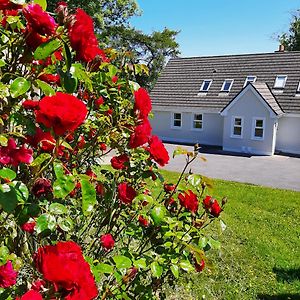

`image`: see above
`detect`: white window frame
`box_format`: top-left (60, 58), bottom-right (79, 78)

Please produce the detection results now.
top-left (230, 116), bottom-right (244, 138)
top-left (243, 76), bottom-right (257, 87)
top-left (296, 81), bottom-right (300, 93)
top-left (199, 79), bottom-right (212, 92)
top-left (191, 113), bottom-right (203, 131)
top-left (221, 79), bottom-right (234, 92)
top-left (274, 75), bottom-right (287, 89)
top-left (251, 117), bottom-right (265, 140)
top-left (171, 112), bottom-right (182, 129)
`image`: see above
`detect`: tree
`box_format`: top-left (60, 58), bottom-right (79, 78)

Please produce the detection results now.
top-left (279, 10), bottom-right (300, 51)
top-left (48, 0), bottom-right (180, 90)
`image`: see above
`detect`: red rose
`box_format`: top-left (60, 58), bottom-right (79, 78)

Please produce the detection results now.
top-left (195, 259), bottom-right (205, 272)
top-left (0, 138), bottom-right (33, 167)
top-left (35, 92), bottom-right (87, 136)
top-left (99, 143), bottom-right (107, 151)
top-left (147, 135), bottom-right (169, 166)
top-left (16, 290), bottom-right (42, 300)
top-left (117, 182), bottom-right (137, 205)
top-left (164, 183), bottom-right (176, 193)
top-left (95, 96), bottom-right (104, 108)
top-left (100, 234), bottom-right (115, 250)
top-left (23, 4), bottom-right (57, 36)
top-left (22, 100), bottom-right (39, 110)
top-left (111, 154), bottom-right (129, 170)
top-left (178, 190), bottom-right (199, 214)
top-left (21, 221), bottom-right (36, 234)
top-left (38, 73), bottom-right (60, 85)
top-left (68, 9), bottom-right (107, 63)
top-left (129, 118), bottom-right (152, 148)
top-left (138, 215), bottom-right (149, 227)
top-left (34, 241), bottom-right (98, 300)
top-left (24, 27), bottom-right (48, 50)
top-left (26, 127), bottom-right (55, 152)
top-left (112, 75), bottom-right (118, 83)
top-left (0, 261), bottom-right (17, 288)
top-left (32, 178), bottom-right (52, 198)
top-left (134, 88), bottom-right (152, 119)
top-left (203, 196), bottom-right (222, 217)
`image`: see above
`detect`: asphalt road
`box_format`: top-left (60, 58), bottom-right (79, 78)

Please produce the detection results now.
top-left (162, 143), bottom-right (300, 191)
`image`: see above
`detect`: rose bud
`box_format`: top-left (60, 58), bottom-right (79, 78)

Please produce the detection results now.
top-left (99, 143), bottom-right (107, 151)
top-left (32, 178), bottom-right (52, 198)
top-left (138, 215), bottom-right (149, 227)
top-left (163, 183), bottom-right (176, 193)
top-left (95, 96), bottom-right (104, 109)
top-left (96, 183), bottom-right (104, 196)
top-left (100, 234), bottom-right (115, 250)
top-left (195, 259), bottom-right (205, 272)
top-left (21, 221), bottom-right (36, 234)
top-left (112, 76), bottom-right (118, 83)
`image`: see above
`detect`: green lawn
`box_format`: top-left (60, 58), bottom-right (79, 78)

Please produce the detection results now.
top-left (158, 170), bottom-right (300, 300)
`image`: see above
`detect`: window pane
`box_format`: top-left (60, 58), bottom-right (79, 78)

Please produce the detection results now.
top-left (194, 114), bottom-right (202, 120)
top-left (174, 113), bottom-right (181, 120)
top-left (223, 80), bottom-right (233, 91)
top-left (233, 127), bottom-right (241, 136)
top-left (174, 120), bottom-right (181, 127)
top-left (202, 81), bottom-right (210, 90)
top-left (194, 122), bottom-right (202, 129)
top-left (234, 118), bottom-right (242, 126)
top-left (255, 128), bottom-right (263, 137)
top-left (274, 76), bottom-right (287, 88)
top-left (256, 119), bottom-right (263, 127)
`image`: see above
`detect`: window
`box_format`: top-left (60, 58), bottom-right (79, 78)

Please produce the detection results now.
top-left (231, 116), bottom-right (243, 138)
top-left (199, 80), bottom-right (212, 92)
top-left (296, 82), bottom-right (300, 93)
top-left (221, 79), bottom-right (234, 92)
top-left (192, 114), bottom-right (203, 130)
top-left (172, 113), bottom-right (182, 128)
top-left (252, 118), bottom-right (265, 140)
top-left (244, 76), bottom-right (257, 87)
top-left (274, 75), bottom-right (287, 89)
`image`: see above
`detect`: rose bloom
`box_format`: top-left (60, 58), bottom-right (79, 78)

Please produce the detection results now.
top-left (26, 127), bottom-right (55, 152)
top-left (178, 190), bottom-right (199, 214)
top-left (111, 154), bottom-right (129, 170)
top-left (22, 100), bottom-right (39, 110)
top-left (35, 92), bottom-right (87, 136)
top-left (129, 118), bottom-right (152, 148)
top-left (147, 135), bottom-right (169, 167)
top-left (0, 261), bottom-right (17, 288)
top-left (203, 196), bottom-right (222, 217)
top-left (24, 27), bottom-right (48, 50)
top-left (117, 182), bottom-right (137, 205)
top-left (32, 178), bottom-right (52, 198)
top-left (34, 241), bottom-right (98, 300)
top-left (16, 290), bottom-right (42, 300)
top-left (134, 88), bottom-right (152, 119)
top-left (0, 138), bottom-right (33, 167)
top-left (0, 0), bottom-right (22, 10)
top-left (23, 4), bottom-right (57, 36)
top-left (100, 234), bottom-right (115, 250)
top-left (38, 73), bottom-right (60, 85)
top-left (21, 221), bottom-right (36, 234)
top-left (68, 8), bottom-right (107, 62)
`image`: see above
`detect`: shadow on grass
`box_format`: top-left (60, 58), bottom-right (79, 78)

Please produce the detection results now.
top-left (273, 267), bottom-right (300, 283)
top-left (257, 294), bottom-right (300, 300)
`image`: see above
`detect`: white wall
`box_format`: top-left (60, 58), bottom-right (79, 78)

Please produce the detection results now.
top-left (151, 110), bottom-right (223, 146)
top-left (276, 115), bottom-right (300, 154)
top-left (222, 89), bottom-right (277, 155)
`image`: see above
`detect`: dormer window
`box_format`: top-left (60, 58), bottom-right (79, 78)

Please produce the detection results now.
top-left (199, 79), bottom-right (212, 92)
top-left (244, 76), bottom-right (257, 87)
top-left (274, 75), bottom-right (287, 89)
top-left (221, 79), bottom-right (234, 92)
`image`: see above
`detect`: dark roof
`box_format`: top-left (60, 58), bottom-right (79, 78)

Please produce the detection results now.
top-left (151, 51), bottom-right (300, 114)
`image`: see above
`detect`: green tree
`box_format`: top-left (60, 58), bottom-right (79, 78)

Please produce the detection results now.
top-left (279, 10), bottom-right (300, 50)
top-left (48, 0), bottom-right (180, 90)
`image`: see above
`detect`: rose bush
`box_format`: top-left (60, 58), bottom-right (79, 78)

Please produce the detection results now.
top-left (0, 1), bottom-right (226, 299)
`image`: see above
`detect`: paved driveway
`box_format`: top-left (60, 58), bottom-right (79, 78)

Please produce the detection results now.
top-left (162, 143), bottom-right (300, 191)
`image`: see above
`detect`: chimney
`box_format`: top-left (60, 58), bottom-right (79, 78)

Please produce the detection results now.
top-left (277, 44), bottom-right (285, 52)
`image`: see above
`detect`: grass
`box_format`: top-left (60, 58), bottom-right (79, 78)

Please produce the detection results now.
top-left (157, 169), bottom-right (300, 300)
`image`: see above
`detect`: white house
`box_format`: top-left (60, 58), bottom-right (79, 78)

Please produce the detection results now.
top-left (150, 50), bottom-right (300, 155)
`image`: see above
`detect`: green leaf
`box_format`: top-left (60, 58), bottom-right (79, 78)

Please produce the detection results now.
top-left (34, 39), bottom-right (61, 60)
top-left (170, 264), bottom-right (179, 279)
top-left (36, 79), bottom-right (55, 96)
top-left (49, 203), bottom-right (68, 214)
top-left (36, 213), bottom-right (56, 234)
top-left (113, 255), bottom-right (132, 270)
top-left (0, 246), bottom-right (9, 265)
top-left (0, 168), bottom-right (16, 181)
top-left (96, 263), bottom-right (114, 274)
top-left (57, 216), bottom-right (73, 231)
top-left (150, 205), bottom-right (166, 226)
top-left (150, 261), bottom-right (163, 278)
top-left (0, 59), bottom-right (6, 67)
top-left (0, 184), bottom-right (18, 213)
top-left (53, 162), bottom-right (75, 199)
top-left (34, 0), bottom-right (47, 10)
top-left (179, 260), bottom-right (194, 272)
top-left (63, 42), bottom-right (72, 71)
top-left (30, 153), bottom-right (51, 167)
top-left (80, 176), bottom-right (96, 216)
top-left (0, 136), bottom-right (7, 146)
top-left (11, 181), bottom-right (29, 203)
top-left (59, 70), bottom-right (78, 94)
top-left (10, 77), bottom-right (31, 98)
top-left (133, 258), bottom-right (147, 269)
top-left (71, 63), bottom-right (93, 91)
top-left (208, 238), bottom-right (221, 250)
top-left (187, 174), bottom-right (202, 187)
top-left (173, 146), bottom-right (188, 158)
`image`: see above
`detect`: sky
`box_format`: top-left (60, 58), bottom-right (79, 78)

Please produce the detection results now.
top-left (130, 0), bottom-right (300, 57)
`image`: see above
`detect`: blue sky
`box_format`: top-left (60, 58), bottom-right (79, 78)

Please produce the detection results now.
top-left (130, 0), bottom-right (300, 57)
